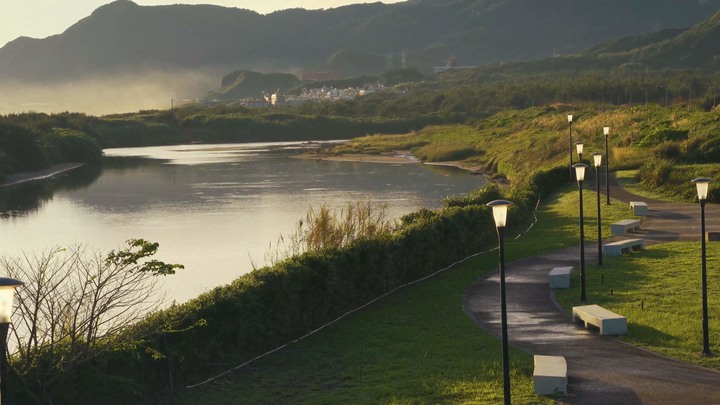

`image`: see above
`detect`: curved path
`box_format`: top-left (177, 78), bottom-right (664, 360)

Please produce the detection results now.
top-left (463, 178), bottom-right (720, 404)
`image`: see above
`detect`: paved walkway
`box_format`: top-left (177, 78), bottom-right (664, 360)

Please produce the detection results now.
top-left (463, 178), bottom-right (720, 404)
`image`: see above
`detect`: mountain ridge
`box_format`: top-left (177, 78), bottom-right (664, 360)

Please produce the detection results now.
top-left (2, 0), bottom-right (720, 83)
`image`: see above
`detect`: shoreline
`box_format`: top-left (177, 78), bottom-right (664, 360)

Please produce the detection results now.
top-left (301, 151), bottom-right (510, 184)
top-left (298, 151), bottom-right (487, 176)
top-left (0, 163), bottom-right (87, 188)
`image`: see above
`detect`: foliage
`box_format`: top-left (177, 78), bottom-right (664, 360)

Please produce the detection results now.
top-left (265, 200), bottom-right (395, 264)
top-left (444, 183), bottom-right (504, 208)
top-left (638, 159), bottom-right (674, 187)
top-left (1, 240), bottom-right (183, 404)
top-left (0, 115), bottom-right (102, 177)
top-left (45, 128), bottom-right (103, 164)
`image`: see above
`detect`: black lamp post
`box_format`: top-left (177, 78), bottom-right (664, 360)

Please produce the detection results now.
top-left (0, 277), bottom-right (23, 405)
top-left (692, 177), bottom-right (713, 357)
top-left (573, 163), bottom-right (589, 303)
top-left (568, 114), bottom-right (574, 180)
top-left (487, 199), bottom-right (513, 405)
top-left (603, 126), bottom-right (611, 205)
top-left (575, 141), bottom-right (584, 164)
top-left (593, 152), bottom-right (603, 266)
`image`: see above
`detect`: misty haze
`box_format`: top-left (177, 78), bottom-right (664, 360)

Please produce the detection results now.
top-left (0, 69), bottom-right (220, 115)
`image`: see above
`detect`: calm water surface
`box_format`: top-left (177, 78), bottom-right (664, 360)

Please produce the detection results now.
top-left (0, 142), bottom-right (486, 303)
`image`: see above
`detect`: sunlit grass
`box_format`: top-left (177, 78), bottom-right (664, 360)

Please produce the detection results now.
top-left (180, 252), bottom-right (552, 404)
top-left (554, 241), bottom-right (720, 370)
top-left (178, 186), bottom-right (639, 404)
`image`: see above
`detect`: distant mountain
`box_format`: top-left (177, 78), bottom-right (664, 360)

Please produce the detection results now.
top-left (439, 6), bottom-right (720, 82)
top-left (612, 9), bottom-right (720, 69)
top-left (2, 0), bottom-right (720, 83)
top-left (3, 0), bottom-right (720, 114)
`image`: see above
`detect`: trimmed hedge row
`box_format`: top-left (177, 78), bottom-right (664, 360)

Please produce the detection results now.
top-left (161, 204), bottom-right (500, 384)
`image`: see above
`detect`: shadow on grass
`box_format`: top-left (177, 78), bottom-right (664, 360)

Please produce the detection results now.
top-left (626, 323), bottom-right (680, 347)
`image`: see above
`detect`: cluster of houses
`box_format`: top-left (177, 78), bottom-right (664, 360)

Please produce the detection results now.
top-left (262, 83), bottom-right (388, 106)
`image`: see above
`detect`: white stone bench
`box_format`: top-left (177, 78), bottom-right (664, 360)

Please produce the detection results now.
top-left (630, 201), bottom-right (648, 216)
top-left (603, 238), bottom-right (644, 256)
top-left (533, 355), bottom-right (567, 396)
top-left (548, 266), bottom-right (574, 289)
top-left (572, 304), bottom-right (627, 335)
top-left (610, 219), bottom-right (641, 236)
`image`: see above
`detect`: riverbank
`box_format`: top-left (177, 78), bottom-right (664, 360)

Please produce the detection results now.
top-left (0, 163), bottom-right (87, 187)
top-left (297, 150), bottom-right (488, 175)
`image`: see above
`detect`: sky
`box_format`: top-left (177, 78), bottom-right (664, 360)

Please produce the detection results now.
top-left (0, 0), bottom-right (405, 47)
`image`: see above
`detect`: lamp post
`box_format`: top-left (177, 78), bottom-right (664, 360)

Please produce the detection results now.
top-left (568, 114), bottom-right (574, 180)
top-left (593, 153), bottom-right (603, 266)
top-left (573, 164), bottom-right (589, 303)
top-left (692, 178), bottom-right (713, 357)
top-left (575, 141), bottom-right (584, 164)
top-left (603, 126), bottom-right (611, 205)
top-left (487, 199), bottom-right (513, 405)
top-left (0, 277), bottom-right (23, 405)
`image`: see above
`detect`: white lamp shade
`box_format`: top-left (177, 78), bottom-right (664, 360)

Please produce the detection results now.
top-left (0, 278), bottom-right (23, 323)
top-left (486, 199), bottom-right (513, 228)
top-left (573, 163), bottom-right (588, 182)
top-left (575, 142), bottom-right (584, 155)
top-left (603, 126), bottom-right (610, 136)
top-left (567, 114), bottom-right (573, 123)
top-left (693, 178), bottom-right (711, 201)
top-left (593, 152), bottom-right (602, 167)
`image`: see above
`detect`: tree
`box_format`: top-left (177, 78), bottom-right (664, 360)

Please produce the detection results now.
top-left (0, 239), bottom-right (183, 403)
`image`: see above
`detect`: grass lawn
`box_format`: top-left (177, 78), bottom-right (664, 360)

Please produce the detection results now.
top-left (179, 252), bottom-right (552, 404)
top-left (547, 180), bottom-right (720, 369)
top-left (179, 255), bottom-right (547, 404)
top-left (182, 179), bottom-right (720, 403)
top-left (554, 241), bottom-right (720, 370)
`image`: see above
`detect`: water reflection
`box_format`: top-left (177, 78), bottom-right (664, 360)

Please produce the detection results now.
top-left (0, 142), bottom-right (486, 303)
top-left (0, 164), bottom-right (102, 218)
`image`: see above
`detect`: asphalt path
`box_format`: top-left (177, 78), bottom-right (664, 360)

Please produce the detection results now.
top-left (463, 177), bottom-right (720, 404)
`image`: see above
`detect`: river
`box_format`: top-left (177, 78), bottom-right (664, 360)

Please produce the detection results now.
top-left (0, 141), bottom-right (486, 303)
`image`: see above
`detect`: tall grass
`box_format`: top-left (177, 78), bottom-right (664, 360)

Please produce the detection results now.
top-left (265, 200), bottom-right (395, 265)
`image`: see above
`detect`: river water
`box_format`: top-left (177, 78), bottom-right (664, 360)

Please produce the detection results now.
top-left (0, 142), bottom-right (486, 303)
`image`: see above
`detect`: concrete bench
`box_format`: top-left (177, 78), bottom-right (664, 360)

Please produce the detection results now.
top-left (549, 266), bottom-right (574, 289)
top-left (610, 219), bottom-right (641, 236)
top-left (630, 201), bottom-right (648, 216)
top-left (533, 355), bottom-right (567, 396)
top-left (572, 304), bottom-right (627, 335)
top-left (603, 238), bottom-right (644, 256)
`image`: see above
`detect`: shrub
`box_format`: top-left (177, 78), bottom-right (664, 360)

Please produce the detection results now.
top-left (638, 159), bottom-right (674, 187)
top-left (444, 183), bottom-right (504, 207)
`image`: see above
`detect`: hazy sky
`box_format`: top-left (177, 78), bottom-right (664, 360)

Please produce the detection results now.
top-left (0, 0), bottom-right (405, 47)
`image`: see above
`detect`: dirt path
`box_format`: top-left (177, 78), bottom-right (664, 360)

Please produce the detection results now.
top-left (463, 177), bottom-right (720, 404)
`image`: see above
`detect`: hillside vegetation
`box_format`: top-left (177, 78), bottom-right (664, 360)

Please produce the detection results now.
top-left (327, 103), bottom-right (720, 199)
